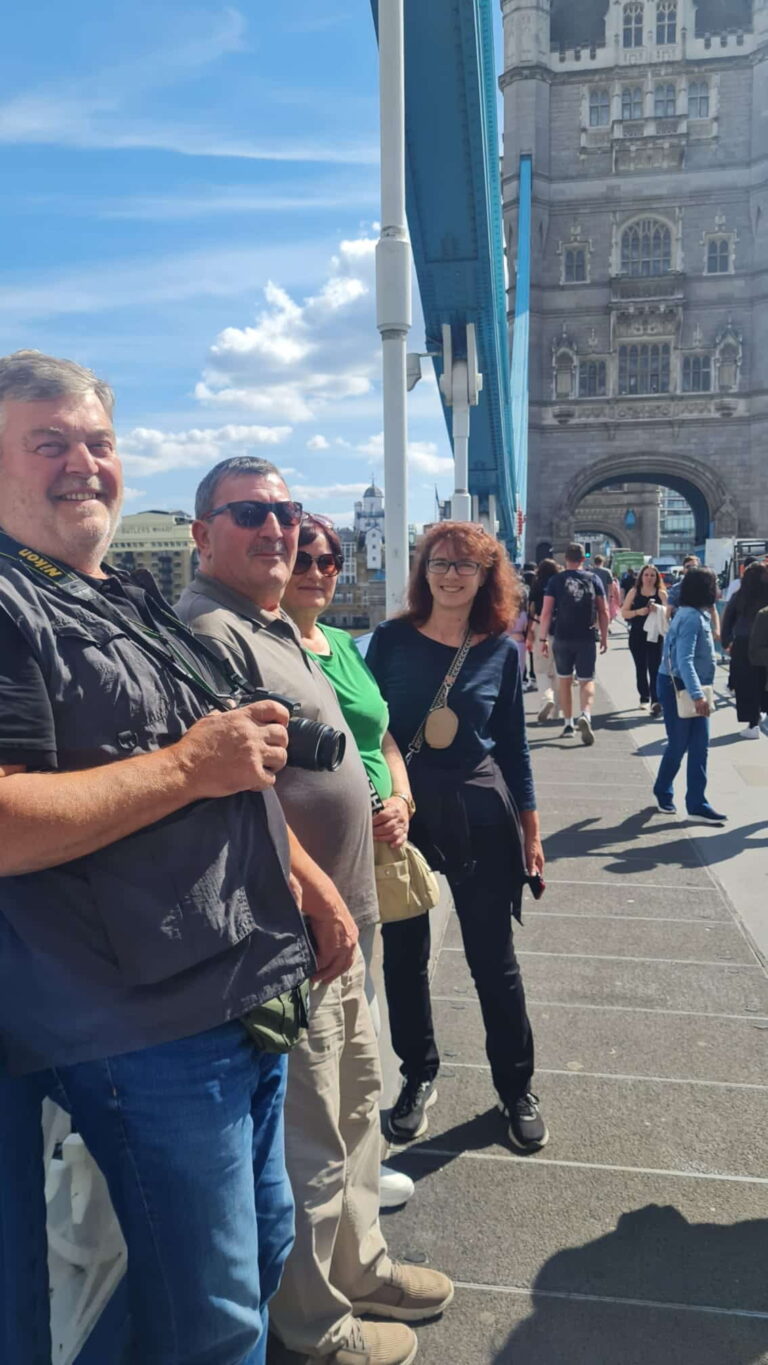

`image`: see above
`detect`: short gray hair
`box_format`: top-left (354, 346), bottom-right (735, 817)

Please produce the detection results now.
top-left (0, 350), bottom-right (115, 430)
top-left (194, 456), bottom-right (284, 520)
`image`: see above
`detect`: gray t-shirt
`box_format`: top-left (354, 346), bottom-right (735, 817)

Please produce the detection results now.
top-left (177, 574), bottom-right (379, 927)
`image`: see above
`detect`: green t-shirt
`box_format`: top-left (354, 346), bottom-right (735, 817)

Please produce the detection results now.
top-left (310, 625), bottom-right (393, 801)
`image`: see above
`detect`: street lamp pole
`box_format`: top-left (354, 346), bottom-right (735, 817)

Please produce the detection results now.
top-left (376, 0), bottom-right (412, 616)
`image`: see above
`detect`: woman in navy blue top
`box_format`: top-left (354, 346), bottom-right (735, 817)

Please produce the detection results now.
top-left (366, 522), bottom-right (547, 1153)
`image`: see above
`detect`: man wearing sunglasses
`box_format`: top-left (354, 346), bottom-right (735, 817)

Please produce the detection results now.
top-left (178, 457), bottom-right (453, 1365)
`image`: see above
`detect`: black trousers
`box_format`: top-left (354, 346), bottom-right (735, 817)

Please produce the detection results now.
top-left (381, 821), bottom-right (535, 1106)
top-left (628, 631), bottom-right (662, 704)
top-left (731, 636), bottom-right (767, 726)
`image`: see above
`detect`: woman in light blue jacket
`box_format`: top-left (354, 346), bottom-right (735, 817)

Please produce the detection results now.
top-left (654, 567), bottom-right (725, 823)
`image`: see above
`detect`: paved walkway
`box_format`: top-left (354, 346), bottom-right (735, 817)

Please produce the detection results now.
top-left (379, 627), bottom-right (768, 1365)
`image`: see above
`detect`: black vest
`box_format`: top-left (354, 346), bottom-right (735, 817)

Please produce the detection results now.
top-left (0, 558), bottom-right (312, 998)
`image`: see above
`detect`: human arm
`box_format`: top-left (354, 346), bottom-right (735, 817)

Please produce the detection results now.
top-left (621, 587), bottom-right (647, 621)
top-left (520, 808), bottom-right (544, 878)
top-left (489, 651), bottom-right (544, 875)
top-left (720, 597), bottom-right (737, 651)
top-left (709, 605), bottom-right (720, 641)
top-left (372, 730), bottom-right (411, 849)
top-left (285, 827), bottom-right (358, 983)
top-left (537, 595), bottom-right (555, 656)
top-left (596, 594), bottom-right (609, 652)
top-left (674, 614), bottom-right (708, 708)
top-left (0, 700), bottom-right (291, 877)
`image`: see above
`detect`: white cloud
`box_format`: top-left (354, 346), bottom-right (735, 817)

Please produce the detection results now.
top-left (122, 487), bottom-right (147, 501)
top-left (292, 482), bottom-right (369, 501)
top-left (99, 188), bottom-right (379, 222)
top-left (356, 431), bottom-right (454, 476)
top-left (120, 423), bottom-right (292, 475)
top-left (196, 234), bottom-right (380, 422)
top-left (307, 435), bottom-right (330, 450)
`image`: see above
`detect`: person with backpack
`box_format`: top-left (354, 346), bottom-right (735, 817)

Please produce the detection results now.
top-left (537, 543), bottom-right (609, 745)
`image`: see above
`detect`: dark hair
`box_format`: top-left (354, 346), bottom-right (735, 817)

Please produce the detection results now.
top-left (534, 557), bottom-right (559, 591)
top-left (523, 569), bottom-right (536, 589)
top-left (593, 554), bottom-right (605, 566)
top-left (565, 542), bottom-right (585, 563)
top-left (637, 563), bottom-right (663, 597)
top-left (682, 555), bottom-right (700, 569)
top-left (194, 456), bottom-right (282, 520)
top-left (679, 566), bottom-right (717, 609)
top-left (404, 521), bottom-right (521, 635)
top-left (298, 514), bottom-right (343, 560)
top-left (522, 561), bottom-right (537, 573)
top-left (735, 561), bottom-right (768, 618)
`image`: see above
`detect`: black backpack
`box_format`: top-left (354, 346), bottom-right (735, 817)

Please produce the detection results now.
top-left (554, 571), bottom-right (597, 640)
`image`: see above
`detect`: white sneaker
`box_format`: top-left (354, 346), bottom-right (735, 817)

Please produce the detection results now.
top-left (739, 725), bottom-right (761, 740)
top-left (577, 713), bottom-right (595, 746)
top-left (379, 1164), bottom-right (415, 1210)
top-left (537, 698), bottom-right (555, 723)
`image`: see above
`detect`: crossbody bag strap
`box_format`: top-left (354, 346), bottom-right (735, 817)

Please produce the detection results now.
top-left (406, 627), bottom-right (472, 762)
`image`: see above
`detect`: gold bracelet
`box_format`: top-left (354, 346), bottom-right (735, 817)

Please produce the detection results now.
top-left (391, 791), bottom-right (416, 818)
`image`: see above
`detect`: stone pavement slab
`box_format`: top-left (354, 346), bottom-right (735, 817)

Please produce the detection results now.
top-left (432, 996), bottom-right (768, 1086)
top-left (432, 949), bottom-right (768, 1015)
top-left (404, 1287), bottom-right (768, 1365)
top-left (399, 1065), bottom-right (768, 1179)
top-left (443, 912), bottom-right (754, 962)
top-left (517, 882), bottom-right (729, 919)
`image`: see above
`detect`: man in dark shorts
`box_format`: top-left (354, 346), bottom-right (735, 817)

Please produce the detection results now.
top-left (537, 542), bottom-right (609, 744)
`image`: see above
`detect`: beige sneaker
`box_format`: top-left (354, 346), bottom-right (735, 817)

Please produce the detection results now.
top-left (329, 1317), bottom-right (418, 1365)
top-left (352, 1261), bottom-right (454, 1322)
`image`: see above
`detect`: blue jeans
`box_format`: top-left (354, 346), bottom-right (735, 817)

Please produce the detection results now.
top-left (51, 1024), bottom-right (294, 1365)
top-left (0, 1070), bottom-right (52, 1365)
top-left (654, 672), bottom-right (709, 813)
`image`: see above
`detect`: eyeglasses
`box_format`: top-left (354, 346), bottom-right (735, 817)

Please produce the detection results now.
top-left (204, 499), bottom-right (303, 529)
top-left (427, 558), bottom-right (481, 577)
top-left (293, 550), bottom-right (344, 578)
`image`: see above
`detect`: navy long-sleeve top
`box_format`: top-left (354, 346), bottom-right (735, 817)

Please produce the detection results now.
top-left (365, 618), bottom-right (537, 812)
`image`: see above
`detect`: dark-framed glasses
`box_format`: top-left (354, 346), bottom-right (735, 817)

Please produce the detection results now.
top-left (204, 499), bottom-right (303, 529)
top-left (427, 557), bottom-right (481, 577)
top-left (293, 550), bottom-right (344, 578)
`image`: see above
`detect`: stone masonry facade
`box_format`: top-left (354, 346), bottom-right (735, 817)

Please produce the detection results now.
top-left (501, 0), bottom-right (768, 559)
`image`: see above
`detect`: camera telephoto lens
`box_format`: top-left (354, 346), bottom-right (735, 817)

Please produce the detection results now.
top-left (286, 718), bottom-right (346, 772)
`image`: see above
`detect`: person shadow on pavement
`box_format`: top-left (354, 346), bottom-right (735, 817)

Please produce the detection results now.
top-left (493, 1204), bottom-right (768, 1365)
top-left (543, 812), bottom-right (768, 874)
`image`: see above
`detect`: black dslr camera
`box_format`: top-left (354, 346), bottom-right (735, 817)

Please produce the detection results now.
top-left (245, 688), bottom-right (346, 772)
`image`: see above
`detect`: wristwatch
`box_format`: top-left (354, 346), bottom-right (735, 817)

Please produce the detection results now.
top-left (391, 791), bottom-right (416, 818)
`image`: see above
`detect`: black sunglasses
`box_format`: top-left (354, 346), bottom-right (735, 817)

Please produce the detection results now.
top-left (293, 550), bottom-right (344, 578)
top-left (204, 499), bottom-right (303, 529)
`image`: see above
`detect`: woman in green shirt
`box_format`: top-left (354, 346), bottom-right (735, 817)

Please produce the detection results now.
top-left (282, 514), bottom-right (415, 1209)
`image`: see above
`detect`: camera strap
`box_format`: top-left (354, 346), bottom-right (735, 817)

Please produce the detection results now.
top-left (0, 528), bottom-right (249, 712)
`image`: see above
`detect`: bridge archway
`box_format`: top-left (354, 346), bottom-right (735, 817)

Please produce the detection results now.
top-left (552, 452), bottom-right (737, 549)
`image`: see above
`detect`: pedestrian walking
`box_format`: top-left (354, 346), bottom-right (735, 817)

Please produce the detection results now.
top-left (721, 561), bottom-right (768, 740)
top-left (537, 543), bottom-right (609, 744)
top-left (653, 567), bottom-right (726, 823)
top-left (526, 557), bottom-right (560, 722)
top-left (365, 522), bottom-right (548, 1154)
top-left (592, 554), bottom-right (621, 630)
top-left (621, 563), bottom-right (668, 715)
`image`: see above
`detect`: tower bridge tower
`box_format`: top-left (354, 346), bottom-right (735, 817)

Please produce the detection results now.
top-left (502, 0), bottom-right (768, 557)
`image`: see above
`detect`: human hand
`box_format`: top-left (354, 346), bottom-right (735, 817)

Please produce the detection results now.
top-left (541, 640), bottom-right (550, 658)
top-left (307, 901), bottom-right (359, 984)
top-left (373, 797), bottom-right (409, 849)
top-left (176, 700), bottom-right (290, 799)
top-left (694, 697), bottom-right (711, 717)
top-left (636, 607), bottom-right (650, 617)
top-left (525, 835), bottom-right (545, 877)
top-left (600, 639), bottom-right (608, 654)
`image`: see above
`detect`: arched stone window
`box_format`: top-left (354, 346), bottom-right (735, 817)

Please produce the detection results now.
top-left (622, 85), bottom-right (644, 120)
top-left (656, 1), bottom-right (677, 45)
top-left (618, 343), bottom-right (671, 395)
top-left (707, 238), bottom-right (731, 274)
top-left (565, 247), bottom-right (587, 282)
top-left (688, 80), bottom-right (710, 119)
top-left (623, 3), bottom-right (644, 48)
top-left (654, 83), bottom-right (677, 118)
top-left (589, 88), bottom-right (611, 128)
top-left (620, 219), bottom-right (673, 276)
top-left (554, 348), bottom-right (576, 399)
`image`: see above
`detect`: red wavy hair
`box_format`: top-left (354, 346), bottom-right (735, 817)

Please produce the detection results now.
top-left (403, 522), bottom-right (521, 636)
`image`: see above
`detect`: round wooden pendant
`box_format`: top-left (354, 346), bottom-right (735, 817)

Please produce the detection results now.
top-left (424, 706), bottom-right (459, 749)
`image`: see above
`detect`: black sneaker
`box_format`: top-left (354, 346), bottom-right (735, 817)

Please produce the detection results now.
top-left (560, 721), bottom-right (575, 738)
top-left (387, 1078), bottom-right (437, 1143)
top-left (655, 799), bottom-right (677, 815)
top-left (499, 1093), bottom-right (549, 1153)
top-left (650, 702), bottom-right (663, 718)
top-left (687, 806), bottom-right (727, 824)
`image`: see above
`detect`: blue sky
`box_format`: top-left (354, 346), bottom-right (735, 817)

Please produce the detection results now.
top-left (0, 1), bottom-right (502, 528)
